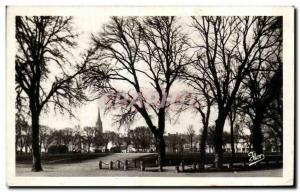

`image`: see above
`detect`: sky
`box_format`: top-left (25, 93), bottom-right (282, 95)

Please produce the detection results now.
top-left (39, 16), bottom-right (231, 135)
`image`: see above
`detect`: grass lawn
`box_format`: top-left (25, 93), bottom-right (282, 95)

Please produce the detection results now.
top-left (134, 152), bottom-right (283, 169)
top-left (16, 153), bottom-right (282, 177)
top-left (16, 153), bottom-right (111, 164)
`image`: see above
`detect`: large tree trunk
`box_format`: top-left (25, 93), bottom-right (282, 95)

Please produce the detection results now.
top-left (229, 118), bottom-right (236, 168)
top-left (155, 133), bottom-right (166, 171)
top-left (252, 110), bottom-right (264, 154)
top-left (199, 123), bottom-right (208, 170)
top-left (214, 113), bottom-right (227, 168)
top-left (154, 109), bottom-right (166, 171)
top-left (31, 109), bottom-right (43, 172)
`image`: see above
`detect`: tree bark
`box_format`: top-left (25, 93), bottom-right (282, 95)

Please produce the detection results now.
top-left (229, 118), bottom-right (236, 168)
top-left (153, 108), bottom-right (167, 171)
top-left (214, 112), bottom-right (227, 168)
top-left (31, 108), bottom-right (43, 172)
top-left (155, 133), bottom-right (166, 171)
top-left (199, 123), bottom-right (208, 169)
top-left (252, 110), bottom-right (264, 154)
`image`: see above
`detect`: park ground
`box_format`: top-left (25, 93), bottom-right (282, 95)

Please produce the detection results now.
top-left (16, 153), bottom-right (282, 177)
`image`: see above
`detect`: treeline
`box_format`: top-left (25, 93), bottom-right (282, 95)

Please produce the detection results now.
top-left (16, 16), bottom-right (282, 171)
top-left (16, 121), bottom-right (280, 156)
top-left (15, 122), bottom-right (154, 154)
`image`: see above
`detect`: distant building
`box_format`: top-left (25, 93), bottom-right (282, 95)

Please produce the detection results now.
top-left (95, 108), bottom-right (103, 134)
top-left (223, 139), bottom-right (250, 153)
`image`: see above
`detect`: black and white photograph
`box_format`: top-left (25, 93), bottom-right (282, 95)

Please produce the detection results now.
top-left (5, 6), bottom-right (294, 187)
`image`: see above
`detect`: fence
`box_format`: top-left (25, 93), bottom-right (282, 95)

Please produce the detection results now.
top-left (174, 156), bottom-right (283, 173)
top-left (98, 155), bottom-right (282, 173)
top-left (99, 159), bottom-right (149, 171)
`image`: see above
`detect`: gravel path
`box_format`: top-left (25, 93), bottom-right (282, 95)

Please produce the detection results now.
top-left (16, 153), bottom-right (282, 177)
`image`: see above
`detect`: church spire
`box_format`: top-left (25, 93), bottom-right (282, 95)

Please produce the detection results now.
top-left (97, 108), bottom-right (101, 121)
top-left (96, 107), bottom-right (103, 133)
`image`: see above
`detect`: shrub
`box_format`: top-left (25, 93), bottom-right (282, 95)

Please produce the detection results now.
top-left (48, 145), bottom-right (68, 154)
top-left (110, 147), bottom-right (121, 153)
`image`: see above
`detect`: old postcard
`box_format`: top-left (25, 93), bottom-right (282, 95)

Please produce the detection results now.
top-left (6, 6), bottom-right (294, 186)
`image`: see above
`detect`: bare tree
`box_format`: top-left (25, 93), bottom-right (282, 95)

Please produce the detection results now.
top-left (39, 125), bottom-right (53, 153)
top-left (183, 50), bottom-right (215, 167)
top-left (16, 112), bottom-right (29, 154)
top-left (15, 16), bottom-right (89, 171)
top-left (131, 126), bottom-right (153, 152)
top-left (227, 92), bottom-right (245, 167)
top-left (191, 16), bottom-right (281, 167)
top-left (83, 16), bottom-right (190, 170)
top-left (83, 126), bottom-right (96, 153)
top-left (241, 17), bottom-right (282, 154)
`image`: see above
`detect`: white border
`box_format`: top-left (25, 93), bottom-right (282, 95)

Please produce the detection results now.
top-left (6, 6), bottom-right (294, 187)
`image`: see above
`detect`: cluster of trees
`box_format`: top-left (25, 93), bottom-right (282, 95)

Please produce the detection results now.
top-left (166, 125), bottom-right (251, 154)
top-left (83, 16), bottom-right (282, 169)
top-left (81, 126), bottom-right (155, 153)
top-left (17, 119), bottom-right (270, 156)
top-left (16, 113), bottom-right (31, 154)
top-left (184, 16), bottom-right (283, 168)
top-left (15, 123), bottom-right (155, 154)
top-left (16, 123), bottom-right (85, 154)
top-left (16, 16), bottom-right (282, 171)
top-left (127, 126), bottom-right (154, 152)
